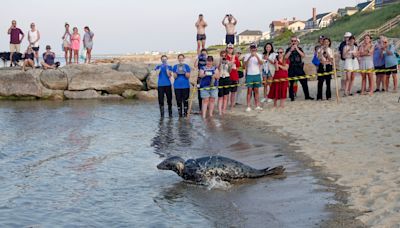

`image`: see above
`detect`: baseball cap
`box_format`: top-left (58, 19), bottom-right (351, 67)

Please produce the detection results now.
top-left (344, 32), bottom-right (352, 37)
top-left (235, 48), bottom-right (242, 53)
top-left (319, 35), bottom-right (325, 39)
top-left (46, 45), bottom-right (51, 50)
top-left (227, 43), bottom-right (234, 49)
top-left (249, 43), bottom-right (257, 49)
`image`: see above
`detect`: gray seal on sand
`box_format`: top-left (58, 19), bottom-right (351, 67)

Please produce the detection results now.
top-left (157, 156), bottom-right (285, 183)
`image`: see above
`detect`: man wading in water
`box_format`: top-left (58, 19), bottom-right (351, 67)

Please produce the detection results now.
top-left (195, 14), bottom-right (207, 55)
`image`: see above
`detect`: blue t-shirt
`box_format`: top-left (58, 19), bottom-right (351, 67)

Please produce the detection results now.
top-left (198, 54), bottom-right (207, 70)
top-left (200, 67), bottom-right (218, 88)
top-left (373, 45), bottom-right (385, 67)
top-left (173, 64), bottom-right (191, 89)
top-left (155, 64), bottom-right (173, 87)
top-left (384, 45), bottom-right (398, 68)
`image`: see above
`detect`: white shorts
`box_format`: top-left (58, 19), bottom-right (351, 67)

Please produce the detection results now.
top-left (344, 58), bottom-right (359, 71)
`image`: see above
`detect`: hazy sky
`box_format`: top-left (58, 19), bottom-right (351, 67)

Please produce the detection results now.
top-left (1, 0), bottom-right (360, 55)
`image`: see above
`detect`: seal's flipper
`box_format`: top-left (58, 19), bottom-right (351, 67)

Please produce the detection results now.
top-left (262, 166), bottom-right (285, 176)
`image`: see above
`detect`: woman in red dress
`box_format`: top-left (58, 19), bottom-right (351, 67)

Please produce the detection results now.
top-left (268, 48), bottom-right (289, 108)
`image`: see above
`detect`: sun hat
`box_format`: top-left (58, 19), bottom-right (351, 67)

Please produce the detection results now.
top-left (344, 32), bottom-right (352, 37)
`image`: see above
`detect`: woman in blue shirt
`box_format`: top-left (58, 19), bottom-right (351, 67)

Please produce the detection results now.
top-left (173, 54), bottom-right (191, 117)
top-left (154, 55), bottom-right (173, 117)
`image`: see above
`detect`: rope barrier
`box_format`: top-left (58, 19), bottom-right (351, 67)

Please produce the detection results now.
top-left (197, 68), bottom-right (398, 91)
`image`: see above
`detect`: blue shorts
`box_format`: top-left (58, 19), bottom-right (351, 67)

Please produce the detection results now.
top-left (200, 88), bottom-right (218, 99)
top-left (246, 74), bottom-right (262, 88)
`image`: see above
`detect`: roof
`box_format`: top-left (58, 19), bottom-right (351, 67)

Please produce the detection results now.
top-left (270, 21), bottom-right (288, 27)
top-left (357, 1), bottom-right (373, 11)
top-left (344, 6), bottom-right (358, 10)
top-left (289, 20), bottom-right (305, 25)
top-left (306, 12), bottom-right (332, 22)
top-left (238, 30), bottom-right (263, 36)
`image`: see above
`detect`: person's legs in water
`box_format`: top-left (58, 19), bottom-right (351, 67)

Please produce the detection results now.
top-left (209, 96), bottom-right (215, 117)
top-left (175, 89), bottom-right (183, 117)
top-left (183, 88), bottom-right (190, 117)
top-left (158, 86), bottom-right (166, 117)
top-left (166, 86), bottom-right (173, 117)
top-left (202, 98), bottom-right (209, 118)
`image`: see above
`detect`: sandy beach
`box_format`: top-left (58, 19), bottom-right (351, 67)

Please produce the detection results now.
top-left (232, 77), bottom-right (400, 227)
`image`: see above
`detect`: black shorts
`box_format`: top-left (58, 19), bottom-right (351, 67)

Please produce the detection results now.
top-left (197, 34), bottom-right (206, 41)
top-left (32, 46), bottom-right (39, 52)
top-left (385, 65), bottom-right (398, 76)
top-left (225, 35), bottom-right (235, 45)
top-left (238, 71), bottom-right (244, 78)
top-left (230, 80), bottom-right (239, 93)
top-left (375, 65), bottom-right (386, 76)
top-left (218, 77), bottom-right (231, 97)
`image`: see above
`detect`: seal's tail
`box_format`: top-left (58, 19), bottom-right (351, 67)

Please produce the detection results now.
top-left (263, 166), bottom-right (285, 176)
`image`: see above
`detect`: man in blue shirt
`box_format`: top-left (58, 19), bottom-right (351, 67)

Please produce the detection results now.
top-left (172, 54), bottom-right (191, 117)
top-left (194, 48), bottom-right (208, 112)
top-left (381, 37), bottom-right (398, 92)
top-left (154, 55), bottom-right (173, 117)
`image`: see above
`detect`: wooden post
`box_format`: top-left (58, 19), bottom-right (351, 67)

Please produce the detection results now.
top-left (186, 86), bottom-right (197, 119)
top-left (332, 50), bottom-right (340, 104)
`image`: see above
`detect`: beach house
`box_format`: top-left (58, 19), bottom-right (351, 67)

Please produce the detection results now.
top-left (288, 18), bottom-right (306, 33)
top-left (305, 8), bottom-right (336, 30)
top-left (237, 30), bottom-right (263, 44)
top-left (269, 18), bottom-right (305, 38)
top-left (337, 7), bottom-right (359, 17)
top-left (375, 0), bottom-right (400, 7)
top-left (356, 1), bottom-right (375, 12)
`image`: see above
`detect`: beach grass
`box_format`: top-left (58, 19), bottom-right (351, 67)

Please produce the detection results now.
top-left (301, 3), bottom-right (400, 43)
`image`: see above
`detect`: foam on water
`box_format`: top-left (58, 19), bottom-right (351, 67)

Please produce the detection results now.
top-left (205, 176), bottom-right (232, 190)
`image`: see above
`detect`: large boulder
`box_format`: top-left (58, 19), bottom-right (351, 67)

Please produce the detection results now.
top-left (0, 69), bottom-right (42, 97)
top-left (136, 90), bottom-right (158, 101)
top-left (115, 63), bottom-right (150, 81)
top-left (41, 88), bottom-right (65, 100)
top-left (122, 89), bottom-right (139, 99)
top-left (40, 69), bottom-right (68, 90)
top-left (147, 71), bottom-right (159, 89)
top-left (65, 65), bottom-right (143, 94)
top-left (64, 90), bottom-right (101, 99)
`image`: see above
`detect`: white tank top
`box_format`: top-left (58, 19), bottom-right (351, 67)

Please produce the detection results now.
top-left (28, 30), bottom-right (39, 47)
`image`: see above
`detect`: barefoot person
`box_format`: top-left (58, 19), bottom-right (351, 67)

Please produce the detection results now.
top-left (343, 36), bottom-right (359, 96)
top-left (235, 49), bottom-right (244, 105)
top-left (172, 54), bottom-right (191, 117)
top-left (22, 46), bottom-right (35, 71)
top-left (217, 50), bottom-right (231, 116)
top-left (244, 43), bottom-right (263, 112)
top-left (222, 14), bottom-right (237, 45)
top-left (41, 45), bottom-right (60, 69)
top-left (194, 48), bottom-right (208, 111)
top-left (62, 23), bottom-right (72, 65)
top-left (339, 32), bottom-right (352, 91)
top-left (83, 26), bottom-right (94, 64)
top-left (285, 36), bottom-right (314, 101)
top-left (268, 48), bottom-right (289, 108)
top-left (27, 22), bottom-right (40, 67)
top-left (317, 37), bottom-right (334, 101)
top-left (358, 34), bottom-right (374, 96)
top-left (374, 37), bottom-right (386, 92)
top-left (154, 55), bottom-right (173, 117)
top-left (199, 56), bottom-right (220, 118)
top-left (7, 20), bottom-right (24, 67)
top-left (195, 14), bottom-right (207, 55)
top-left (71, 27), bottom-right (80, 64)
top-left (261, 43), bottom-right (277, 103)
top-left (381, 37), bottom-right (398, 92)
top-left (226, 44), bottom-right (240, 109)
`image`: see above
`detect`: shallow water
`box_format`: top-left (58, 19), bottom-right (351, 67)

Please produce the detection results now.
top-left (0, 100), bottom-right (335, 227)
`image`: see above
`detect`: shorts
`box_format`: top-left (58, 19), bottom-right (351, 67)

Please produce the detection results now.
top-left (84, 42), bottom-right (93, 49)
top-left (238, 71), bottom-right (244, 78)
top-left (197, 34), bottom-right (206, 41)
top-left (200, 88), bottom-right (218, 99)
top-left (344, 58), bottom-right (359, 71)
top-left (63, 40), bottom-right (71, 49)
top-left (375, 65), bottom-right (386, 77)
top-left (246, 74), bottom-right (262, 88)
top-left (262, 70), bottom-right (272, 78)
top-left (32, 46), bottom-right (39, 52)
top-left (230, 80), bottom-right (239, 93)
top-left (10, 44), bottom-right (20, 53)
top-left (225, 34), bottom-right (235, 45)
top-left (218, 77), bottom-right (232, 97)
top-left (385, 65), bottom-right (398, 76)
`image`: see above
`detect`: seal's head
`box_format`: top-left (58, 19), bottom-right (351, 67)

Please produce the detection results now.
top-left (157, 156), bottom-right (185, 176)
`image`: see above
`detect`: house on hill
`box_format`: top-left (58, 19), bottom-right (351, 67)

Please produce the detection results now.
top-left (288, 20), bottom-right (306, 33)
top-left (269, 18), bottom-right (305, 38)
top-left (237, 30), bottom-right (263, 44)
top-left (357, 1), bottom-right (375, 12)
top-left (375, 0), bottom-right (400, 7)
top-left (338, 7), bottom-right (358, 17)
top-left (305, 8), bottom-right (336, 30)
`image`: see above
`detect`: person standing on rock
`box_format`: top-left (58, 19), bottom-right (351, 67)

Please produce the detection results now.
top-left (222, 14), bottom-right (237, 45)
top-left (7, 20), bottom-right (24, 67)
top-left (195, 14), bottom-right (207, 55)
top-left (83, 26), bottom-right (94, 64)
top-left (155, 55), bottom-right (173, 117)
top-left (27, 22), bottom-right (40, 67)
top-left (194, 48), bottom-right (208, 112)
top-left (71, 27), bottom-right (81, 64)
top-left (173, 54), bottom-right (191, 117)
top-left (285, 36), bottom-right (314, 101)
top-left (62, 23), bottom-right (72, 65)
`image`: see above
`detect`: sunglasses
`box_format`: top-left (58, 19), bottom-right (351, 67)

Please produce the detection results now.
top-left (291, 40), bottom-right (297, 43)
top-left (278, 52), bottom-right (284, 54)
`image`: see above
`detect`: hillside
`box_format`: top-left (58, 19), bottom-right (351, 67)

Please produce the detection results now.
top-left (301, 2), bottom-right (400, 43)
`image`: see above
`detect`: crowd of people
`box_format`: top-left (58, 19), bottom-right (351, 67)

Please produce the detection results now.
top-left (5, 20), bottom-right (94, 70)
top-left (155, 14), bottom-right (399, 119)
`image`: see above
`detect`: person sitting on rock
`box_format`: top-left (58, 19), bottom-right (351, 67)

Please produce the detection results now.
top-left (41, 45), bottom-right (60, 69)
top-left (22, 46), bottom-right (35, 71)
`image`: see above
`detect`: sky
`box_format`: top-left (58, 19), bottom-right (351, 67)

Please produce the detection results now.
top-left (0, 0), bottom-right (361, 55)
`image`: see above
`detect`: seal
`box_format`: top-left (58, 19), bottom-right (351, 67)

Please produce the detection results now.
top-left (157, 156), bottom-right (285, 183)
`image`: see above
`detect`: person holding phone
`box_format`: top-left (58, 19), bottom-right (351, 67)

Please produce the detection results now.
top-left (244, 43), bottom-right (263, 112)
top-left (195, 14), bottom-right (207, 55)
top-left (28, 22), bottom-right (40, 67)
top-left (173, 54), bottom-right (191, 117)
top-left (62, 23), bottom-right (72, 65)
top-left (199, 56), bottom-right (220, 118)
top-left (155, 55), bottom-right (173, 117)
top-left (268, 48), bottom-right (289, 108)
top-left (222, 14), bottom-right (237, 45)
top-left (7, 20), bottom-right (24, 67)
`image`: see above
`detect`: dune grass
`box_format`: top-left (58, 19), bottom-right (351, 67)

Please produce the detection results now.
top-left (301, 3), bottom-right (400, 43)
